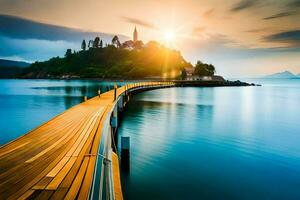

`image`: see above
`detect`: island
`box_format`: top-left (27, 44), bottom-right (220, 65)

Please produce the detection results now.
top-left (19, 27), bottom-right (257, 86)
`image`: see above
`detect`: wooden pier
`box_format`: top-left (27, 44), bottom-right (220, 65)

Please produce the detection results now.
top-left (0, 82), bottom-right (174, 200)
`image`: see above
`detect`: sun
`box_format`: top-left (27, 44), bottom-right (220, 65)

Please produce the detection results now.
top-left (163, 30), bottom-right (176, 43)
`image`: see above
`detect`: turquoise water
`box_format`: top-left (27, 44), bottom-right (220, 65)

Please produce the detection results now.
top-left (118, 79), bottom-right (300, 200)
top-left (0, 79), bottom-right (119, 145)
top-left (1, 79), bottom-right (300, 199)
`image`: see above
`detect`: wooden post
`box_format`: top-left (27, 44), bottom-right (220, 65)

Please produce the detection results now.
top-left (121, 136), bottom-right (130, 170)
top-left (98, 89), bottom-right (101, 98)
top-left (114, 83), bottom-right (117, 101)
top-left (84, 96), bottom-right (87, 101)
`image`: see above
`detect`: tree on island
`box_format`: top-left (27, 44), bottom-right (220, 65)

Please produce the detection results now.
top-left (88, 40), bottom-right (93, 48)
top-left (112, 35), bottom-right (121, 48)
top-left (81, 40), bottom-right (86, 51)
top-left (194, 60), bottom-right (215, 76)
top-left (65, 49), bottom-right (72, 58)
top-left (93, 37), bottom-right (100, 48)
top-left (181, 68), bottom-right (187, 80)
top-left (22, 39), bottom-right (198, 79)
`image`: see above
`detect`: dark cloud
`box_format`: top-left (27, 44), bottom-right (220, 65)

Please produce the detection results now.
top-left (121, 16), bottom-right (157, 29)
top-left (245, 28), bottom-right (272, 33)
top-left (230, 0), bottom-right (259, 12)
top-left (208, 33), bottom-right (238, 46)
top-left (0, 14), bottom-right (128, 42)
top-left (264, 30), bottom-right (300, 47)
top-left (0, 14), bottom-right (129, 61)
top-left (287, 0), bottom-right (300, 8)
top-left (263, 12), bottom-right (295, 20)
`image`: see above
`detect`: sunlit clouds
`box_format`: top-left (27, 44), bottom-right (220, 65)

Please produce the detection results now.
top-left (0, 0), bottom-right (299, 77)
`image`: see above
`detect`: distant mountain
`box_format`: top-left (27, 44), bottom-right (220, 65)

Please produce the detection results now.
top-left (297, 73), bottom-right (300, 77)
top-left (0, 59), bottom-right (30, 67)
top-left (0, 59), bottom-right (30, 78)
top-left (263, 71), bottom-right (296, 79)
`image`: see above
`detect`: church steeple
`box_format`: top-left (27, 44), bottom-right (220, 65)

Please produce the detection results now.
top-left (133, 26), bottom-right (138, 42)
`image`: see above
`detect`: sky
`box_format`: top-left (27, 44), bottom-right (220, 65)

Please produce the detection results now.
top-left (0, 0), bottom-right (300, 77)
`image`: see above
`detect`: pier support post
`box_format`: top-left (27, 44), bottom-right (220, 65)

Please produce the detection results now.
top-left (111, 106), bottom-right (118, 129)
top-left (118, 95), bottom-right (124, 112)
top-left (114, 83), bottom-right (117, 101)
top-left (121, 136), bottom-right (130, 170)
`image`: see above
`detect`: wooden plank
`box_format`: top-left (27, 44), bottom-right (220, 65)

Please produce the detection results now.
top-left (77, 156), bottom-right (96, 200)
top-left (32, 177), bottom-right (53, 190)
top-left (2, 144), bottom-right (67, 199)
top-left (16, 189), bottom-right (35, 200)
top-left (64, 157), bottom-right (90, 200)
top-left (72, 109), bottom-right (104, 157)
top-left (34, 190), bottom-right (54, 200)
top-left (25, 117), bottom-right (89, 163)
top-left (46, 157), bottom-right (71, 178)
top-left (65, 109), bottom-right (102, 157)
top-left (0, 142), bottom-right (30, 158)
top-left (45, 157), bottom-right (77, 190)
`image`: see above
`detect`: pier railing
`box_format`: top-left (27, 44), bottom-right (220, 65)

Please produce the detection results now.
top-left (88, 81), bottom-right (175, 200)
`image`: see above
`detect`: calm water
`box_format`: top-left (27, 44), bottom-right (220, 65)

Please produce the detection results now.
top-left (1, 79), bottom-right (300, 199)
top-left (0, 79), bottom-right (120, 145)
top-left (118, 79), bottom-right (300, 200)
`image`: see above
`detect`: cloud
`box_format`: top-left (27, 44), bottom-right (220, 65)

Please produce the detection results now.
top-left (263, 12), bottom-right (295, 20)
top-left (121, 16), bottom-right (157, 29)
top-left (264, 30), bottom-right (300, 47)
top-left (192, 27), bottom-right (206, 36)
top-left (0, 35), bottom-right (78, 62)
top-left (245, 28), bottom-right (272, 33)
top-left (230, 0), bottom-right (259, 12)
top-left (0, 14), bottom-right (128, 42)
top-left (0, 14), bottom-right (130, 62)
top-left (287, 0), bottom-right (300, 8)
top-left (202, 8), bottom-right (214, 18)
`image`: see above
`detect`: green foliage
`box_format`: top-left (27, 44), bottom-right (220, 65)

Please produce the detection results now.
top-left (0, 66), bottom-right (22, 78)
top-left (194, 60), bottom-right (215, 76)
top-left (22, 41), bottom-right (191, 79)
top-left (181, 68), bottom-right (187, 80)
top-left (93, 37), bottom-right (100, 48)
top-left (65, 49), bottom-right (72, 58)
top-left (81, 40), bottom-right (86, 51)
top-left (112, 36), bottom-right (121, 48)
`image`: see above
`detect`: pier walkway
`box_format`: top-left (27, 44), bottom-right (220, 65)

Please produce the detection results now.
top-left (0, 82), bottom-right (174, 200)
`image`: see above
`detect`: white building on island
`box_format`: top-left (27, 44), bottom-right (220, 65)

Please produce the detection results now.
top-left (184, 67), bottom-right (224, 81)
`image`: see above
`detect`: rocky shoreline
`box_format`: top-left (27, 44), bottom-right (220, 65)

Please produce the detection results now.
top-left (174, 80), bottom-right (261, 87)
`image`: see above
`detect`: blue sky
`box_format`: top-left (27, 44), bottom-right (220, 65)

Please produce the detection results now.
top-left (0, 0), bottom-right (300, 77)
